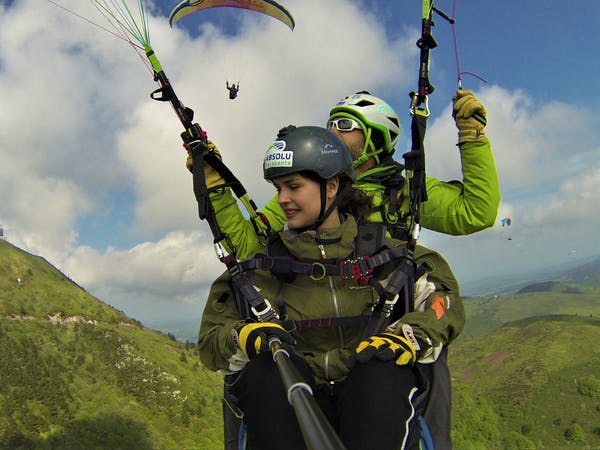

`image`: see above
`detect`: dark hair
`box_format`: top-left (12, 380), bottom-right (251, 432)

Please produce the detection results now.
top-left (338, 181), bottom-right (372, 219)
top-left (299, 172), bottom-right (371, 219)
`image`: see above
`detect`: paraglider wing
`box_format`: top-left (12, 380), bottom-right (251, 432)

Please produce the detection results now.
top-left (501, 217), bottom-right (512, 227)
top-left (169, 0), bottom-right (295, 31)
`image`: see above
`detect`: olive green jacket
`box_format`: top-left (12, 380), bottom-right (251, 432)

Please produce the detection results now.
top-left (207, 138), bottom-right (500, 260)
top-left (198, 216), bottom-right (465, 384)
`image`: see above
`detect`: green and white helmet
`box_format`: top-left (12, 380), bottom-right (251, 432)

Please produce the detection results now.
top-left (263, 126), bottom-right (355, 182)
top-left (328, 91), bottom-right (401, 166)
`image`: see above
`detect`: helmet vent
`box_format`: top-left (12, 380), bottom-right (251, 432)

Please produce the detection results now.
top-left (355, 100), bottom-right (375, 107)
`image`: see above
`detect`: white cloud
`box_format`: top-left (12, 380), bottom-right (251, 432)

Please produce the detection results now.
top-left (530, 164), bottom-right (600, 225)
top-left (58, 230), bottom-right (224, 322)
top-left (62, 230), bottom-right (222, 293)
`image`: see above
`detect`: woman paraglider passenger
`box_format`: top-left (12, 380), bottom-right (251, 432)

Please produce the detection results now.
top-left (197, 125), bottom-right (465, 450)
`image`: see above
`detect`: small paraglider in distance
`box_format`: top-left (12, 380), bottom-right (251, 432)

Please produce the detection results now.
top-left (226, 81), bottom-right (239, 100)
top-left (500, 216), bottom-right (512, 240)
top-left (168, 1), bottom-right (294, 103)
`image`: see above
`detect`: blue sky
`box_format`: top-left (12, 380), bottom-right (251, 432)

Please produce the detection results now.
top-left (1, 0), bottom-right (599, 330)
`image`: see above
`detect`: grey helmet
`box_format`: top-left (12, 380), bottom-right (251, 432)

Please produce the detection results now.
top-left (263, 125), bottom-right (356, 231)
top-left (263, 126), bottom-right (355, 182)
top-left (328, 91), bottom-right (401, 166)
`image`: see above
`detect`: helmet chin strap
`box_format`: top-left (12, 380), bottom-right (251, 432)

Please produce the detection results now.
top-left (311, 182), bottom-right (351, 232)
top-left (353, 127), bottom-right (385, 167)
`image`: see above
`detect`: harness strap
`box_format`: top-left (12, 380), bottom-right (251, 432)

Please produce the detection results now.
top-left (240, 246), bottom-right (410, 286)
top-left (362, 252), bottom-right (417, 338)
top-left (221, 254), bottom-right (279, 323)
top-left (283, 316), bottom-right (368, 332)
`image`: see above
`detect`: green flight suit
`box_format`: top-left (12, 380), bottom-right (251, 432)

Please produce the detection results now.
top-left (198, 216), bottom-right (465, 384)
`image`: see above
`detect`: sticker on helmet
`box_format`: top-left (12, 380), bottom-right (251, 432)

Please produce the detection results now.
top-left (321, 143), bottom-right (339, 154)
top-left (264, 140), bottom-right (293, 169)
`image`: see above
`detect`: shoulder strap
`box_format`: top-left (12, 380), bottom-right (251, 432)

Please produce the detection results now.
top-left (354, 221), bottom-right (387, 257)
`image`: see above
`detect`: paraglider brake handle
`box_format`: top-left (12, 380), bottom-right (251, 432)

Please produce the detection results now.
top-left (150, 84), bottom-right (174, 103)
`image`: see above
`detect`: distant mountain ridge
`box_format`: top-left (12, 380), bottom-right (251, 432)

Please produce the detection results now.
top-left (461, 255), bottom-right (600, 297)
top-left (516, 280), bottom-right (583, 294)
top-left (557, 256), bottom-right (600, 284)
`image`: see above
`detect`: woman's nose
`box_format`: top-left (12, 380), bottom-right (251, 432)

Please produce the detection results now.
top-left (278, 190), bottom-right (290, 204)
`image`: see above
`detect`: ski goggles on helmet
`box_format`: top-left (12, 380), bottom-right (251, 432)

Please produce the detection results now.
top-left (328, 117), bottom-right (363, 132)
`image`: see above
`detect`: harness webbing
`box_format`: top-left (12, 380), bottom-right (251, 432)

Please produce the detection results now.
top-left (240, 245), bottom-right (408, 284)
top-left (405, 0), bottom-right (436, 250)
top-left (188, 142), bottom-right (270, 253)
top-left (239, 224), bottom-right (426, 338)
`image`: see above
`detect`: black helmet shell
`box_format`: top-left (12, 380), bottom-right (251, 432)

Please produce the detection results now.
top-left (263, 126), bottom-right (355, 182)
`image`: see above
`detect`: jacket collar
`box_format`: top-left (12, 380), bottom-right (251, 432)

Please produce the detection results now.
top-left (280, 215), bottom-right (358, 260)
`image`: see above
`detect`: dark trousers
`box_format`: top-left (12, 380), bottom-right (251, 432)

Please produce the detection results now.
top-left (231, 352), bottom-right (422, 450)
top-left (421, 347), bottom-right (452, 449)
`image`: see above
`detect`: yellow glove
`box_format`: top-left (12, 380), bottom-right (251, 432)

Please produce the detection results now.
top-left (452, 89), bottom-right (487, 145)
top-left (355, 332), bottom-right (417, 366)
top-left (185, 140), bottom-right (225, 189)
top-left (231, 322), bottom-right (295, 360)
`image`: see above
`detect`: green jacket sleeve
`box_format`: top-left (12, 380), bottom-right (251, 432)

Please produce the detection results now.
top-left (391, 245), bottom-right (465, 363)
top-left (197, 272), bottom-right (245, 372)
top-left (419, 137), bottom-right (500, 235)
top-left (208, 188), bottom-right (286, 260)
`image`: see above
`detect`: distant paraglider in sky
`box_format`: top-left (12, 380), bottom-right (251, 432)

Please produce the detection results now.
top-left (500, 216), bottom-right (512, 240)
top-left (168, 0), bottom-right (295, 100)
top-left (226, 81), bottom-right (240, 99)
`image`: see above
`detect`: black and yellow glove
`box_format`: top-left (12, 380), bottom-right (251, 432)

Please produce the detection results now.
top-left (355, 333), bottom-right (417, 366)
top-left (184, 138), bottom-right (225, 189)
top-left (452, 89), bottom-right (487, 145)
top-left (232, 322), bottom-right (295, 360)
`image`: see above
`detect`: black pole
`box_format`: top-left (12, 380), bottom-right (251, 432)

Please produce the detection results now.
top-left (270, 340), bottom-right (347, 450)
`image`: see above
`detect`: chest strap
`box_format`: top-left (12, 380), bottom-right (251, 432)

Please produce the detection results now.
top-left (282, 315), bottom-right (368, 332)
top-left (240, 246), bottom-right (410, 286)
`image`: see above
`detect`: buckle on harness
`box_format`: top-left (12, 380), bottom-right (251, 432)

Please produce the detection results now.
top-left (382, 294), bottom-right (399, 317)
top-left (310, 262), bottom-right (327, 281)
top-left (251, 298), bottom-right (279, 323)
top-left (339, 257), bottom-right (373, 286)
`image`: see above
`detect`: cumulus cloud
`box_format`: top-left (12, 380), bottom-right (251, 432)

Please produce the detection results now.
top-left (59, 230), bottom-right (223, 323)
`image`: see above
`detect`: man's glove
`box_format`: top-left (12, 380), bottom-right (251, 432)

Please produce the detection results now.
top-left (232, 322), bottom-right (295, 359)
top-left (452, 89), bottom-right (487, 145)
top-left (355, 333), bottom-right (417, 366)
top-left (184, 138), bottom-right (226, 189)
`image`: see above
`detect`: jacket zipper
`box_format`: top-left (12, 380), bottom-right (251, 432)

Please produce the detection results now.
top-left (318, 243), bottom-right (344, 380)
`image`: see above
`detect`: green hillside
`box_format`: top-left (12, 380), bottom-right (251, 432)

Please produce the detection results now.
top-left (3, 238), bottom-right (600, 449)
top-left (461, 285), bottom-right (600, 338)
top-left (0, 239), bottom-right (223, 450)
top-left (449, 315), bottom-right (600, 449)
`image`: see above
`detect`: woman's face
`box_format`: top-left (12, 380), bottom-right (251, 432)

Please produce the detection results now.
top-left (273, 173), bottom-right (339, 231)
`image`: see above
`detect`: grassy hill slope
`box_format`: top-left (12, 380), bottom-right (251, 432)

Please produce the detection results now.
top-left (449, 315), bottom-right (600, 449)
top-left (0, 239), bottom-right (223, 450)
top-left (3, 238), bottom-right (600, 449)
